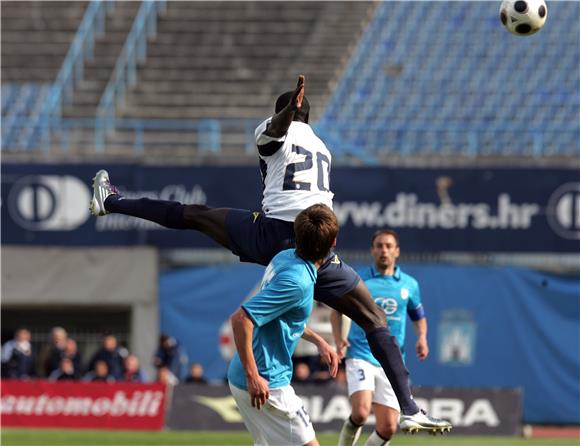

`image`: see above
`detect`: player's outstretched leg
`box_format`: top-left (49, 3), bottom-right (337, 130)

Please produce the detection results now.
top-left (327, 281), bottom-right (452, 433)
top-left (332, 281), bottom-right (418, 415)
top-left (90, 169), bottom-right (231, 249)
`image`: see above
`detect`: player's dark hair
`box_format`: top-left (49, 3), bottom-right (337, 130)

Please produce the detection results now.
top-left (294, 204), bottom-right (338, 263)
top-left (275, 91), bottom-right (310, 123)
top-left (371, 229), bottom-right (400, 247)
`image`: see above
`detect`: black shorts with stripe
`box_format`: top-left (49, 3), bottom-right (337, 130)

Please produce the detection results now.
top-left (225, 209), bottom-right (360, 304)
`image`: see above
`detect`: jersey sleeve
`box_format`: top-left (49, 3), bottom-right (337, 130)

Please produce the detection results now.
top-left (254, 117), bottom-right (287, 156)
top-left (242, 270), bottom-right (305, 327)
top-left (406, 279), bottom-right (425, 321)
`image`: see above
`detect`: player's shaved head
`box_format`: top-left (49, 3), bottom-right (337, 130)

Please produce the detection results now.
top-left (294, 204), bottom-right (338, 263)
top-left (275, 91), bottom-right (310, 123)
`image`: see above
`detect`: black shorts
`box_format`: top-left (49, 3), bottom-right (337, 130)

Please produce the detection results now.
top-left (225, 209), bottom-right (360, 304)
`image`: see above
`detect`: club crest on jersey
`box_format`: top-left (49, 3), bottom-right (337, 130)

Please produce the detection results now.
top-left (400, 289), bottom-right (409, 300)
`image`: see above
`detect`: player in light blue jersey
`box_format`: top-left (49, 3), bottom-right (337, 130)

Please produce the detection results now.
top-left (332, 229), bottom-right (447, 446)
top-left (228, 204), bottom-right (340, 446)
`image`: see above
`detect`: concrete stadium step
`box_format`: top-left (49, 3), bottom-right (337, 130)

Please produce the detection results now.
top-left (6, 0), bottom-right (375, 158)
top-left (1, 42), bottom-right (71, 56)
top-left (127, 93), bottom-right (272, 108)
top-left (1, 32), bottom-right (75, 44)
top-left (63, 1), bottom-right (139, 119)
top-left (1, 1), bottom-right (87, 82)
top-left (137, 68), bottom-right (337, 83)
top-left (120, 106), bottom-right (269, 120)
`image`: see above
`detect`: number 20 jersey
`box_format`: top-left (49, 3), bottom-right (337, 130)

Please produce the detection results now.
top-left (254, 118), bottom-right (334, 222)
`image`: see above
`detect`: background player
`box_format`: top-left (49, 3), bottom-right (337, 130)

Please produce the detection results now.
top-left (90, 75), bottom-right (450, 432)
top-left (332, 229), bottom-right (440, 445)
top-left (228, 204), bottom-right (340, 446)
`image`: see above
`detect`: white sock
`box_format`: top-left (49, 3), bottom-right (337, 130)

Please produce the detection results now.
top-left (364, 431), bottom-right (391, 446)
top-left (338, 417), bottom-right (363, 446)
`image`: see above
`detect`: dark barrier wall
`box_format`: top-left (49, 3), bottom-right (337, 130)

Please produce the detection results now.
top-left (158, 263), bottom-right (580, 425)
top-left (2, 164), bottom-right (579, 252)
top-left (166, 384), bottom-right (522, 436)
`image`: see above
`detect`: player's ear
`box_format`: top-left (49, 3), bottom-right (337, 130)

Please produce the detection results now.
top-left (332, 238), bottom-right (337, 248)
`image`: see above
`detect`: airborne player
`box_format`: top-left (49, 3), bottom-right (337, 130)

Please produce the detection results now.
top-left (90, 75), bottom-right (451, 433)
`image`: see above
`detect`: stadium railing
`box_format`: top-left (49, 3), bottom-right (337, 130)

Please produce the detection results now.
top-left (1, 84), bottom-right (50, 150)
top-left (2, 117), bottom-right (260, 155)
top-left (22, 0), bottom-right (115, 152)
top-left (316, 121), bottom-right (580, 162)
top-left (95, 0), bottom-right (166, 153)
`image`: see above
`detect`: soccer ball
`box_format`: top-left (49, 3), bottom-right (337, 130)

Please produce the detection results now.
top-left (499, 0), bottom-right (548, 36)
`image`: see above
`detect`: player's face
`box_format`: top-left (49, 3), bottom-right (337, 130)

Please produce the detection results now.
top-left (371, 234), bottom-right (400, 271)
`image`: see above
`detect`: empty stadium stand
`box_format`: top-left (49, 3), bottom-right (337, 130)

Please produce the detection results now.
top-left (1, 1), bottom-right (578, 163)
top-left (318, 1), bottom-right (580, 160)
top-left (64, 2), bottom-right (139, 120)
top-left (103, 1), bottom-right (374, 159)
top-left (123, 1), bottom-right (372, 121)
top-left (1, 1), bottom-right (87, 150)
top-left (1, 1), bottom-right (87, 83)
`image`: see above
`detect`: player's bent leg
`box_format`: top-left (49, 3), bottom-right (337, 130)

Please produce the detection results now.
top-left (338, 390), bottom-right (371, 446)
top-left (338, 416), bottom-right (364, 446)
top-left (314, 259), bottom-right (421, 417)
top-left (368, 404), bottom-right (398, 446)
top-left (350, 391), bottom-right (372, 426)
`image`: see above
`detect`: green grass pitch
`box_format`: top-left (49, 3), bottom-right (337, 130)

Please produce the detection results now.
top-left (2, 429), bottom-right (579, 446)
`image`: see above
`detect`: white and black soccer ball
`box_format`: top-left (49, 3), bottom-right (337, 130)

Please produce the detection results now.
top-left (500, 0), bottom-right (548, 36)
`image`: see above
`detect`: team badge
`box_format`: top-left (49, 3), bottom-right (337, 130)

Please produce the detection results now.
top-left (400, 288), bottom-right (409, 300)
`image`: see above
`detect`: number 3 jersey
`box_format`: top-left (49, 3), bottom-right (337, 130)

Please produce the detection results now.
top-left (254, 118), bottom-right (334, 222)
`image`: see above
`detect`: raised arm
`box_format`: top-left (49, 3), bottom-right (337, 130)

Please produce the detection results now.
top-left (302, 325), bottom-right (339, 378)
top-left (264, 75), bottom-right (305, 138)
top-left (231, 308), bottom-right (270, 409)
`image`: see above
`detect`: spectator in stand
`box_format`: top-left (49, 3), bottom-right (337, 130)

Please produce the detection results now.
top-left (42, 326), bottom-right (67, 377)
top-left (87, 334), bottom-right (126, 380)
top-left (83, 359), bottom-right (115, 383)
top-left (312, 355), bottom-right (333, 384)
top-left (64, 338), bottom-right (83, 376)
top-left (292, 362), bottom-right (312, 384)
top-left (153, 334), bottom-right (188, 380)
top-left (48, 358), bottom-right (78, 381)
top-left (185, 362), bottom-right (207, 384)
top-left (157, 366), bottom-right (179, 386)
top-left (1, 328), bottom-right (35, 379)
top-left (123, 354), bottom-right (148, 383)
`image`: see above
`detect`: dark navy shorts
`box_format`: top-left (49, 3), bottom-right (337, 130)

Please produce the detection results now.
top-left (225, 209), bottom-right (360, 304)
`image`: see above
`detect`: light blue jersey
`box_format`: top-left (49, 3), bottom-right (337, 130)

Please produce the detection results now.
top-left (347, 266), bottom-right (424, 366)
top-left (228, 249), bottom-right (317, 390)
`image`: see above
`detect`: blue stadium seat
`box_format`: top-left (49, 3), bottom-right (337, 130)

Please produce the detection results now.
top-left (320, 1), bottom-right (580, 159)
